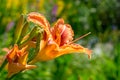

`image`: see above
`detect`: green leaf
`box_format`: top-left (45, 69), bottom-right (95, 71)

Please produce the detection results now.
top-left (0, 59), bottom-right (7, 72)
top-left (14, 14), bottom-right (24, 44)
top-left (20, 26), bottom-right (37, 45)
top-left (20, 26), bottom-right (43, 46)
top-left (18, 22), bottom-right (29, 44)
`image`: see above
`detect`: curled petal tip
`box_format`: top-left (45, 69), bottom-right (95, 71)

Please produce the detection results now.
top-left (26, 65), bottom-right (37, 69)
top-left (88, 54), bottom-right (91, 59)
top-left (85, 48), bottom-right (92, 59)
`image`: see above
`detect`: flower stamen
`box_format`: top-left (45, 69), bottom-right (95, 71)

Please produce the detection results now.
top-left (69, 32), bottom-right (91, 44)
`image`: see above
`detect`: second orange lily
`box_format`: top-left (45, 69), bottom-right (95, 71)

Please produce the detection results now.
top-left (6, 44), bottom-right (36, 78)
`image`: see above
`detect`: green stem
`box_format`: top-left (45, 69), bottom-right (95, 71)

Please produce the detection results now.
top-left (6, 72), bottom-right (19, 80)
top-left (0, 59), bottom-right (7, 72)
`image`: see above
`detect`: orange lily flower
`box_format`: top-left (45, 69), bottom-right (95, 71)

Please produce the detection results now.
top-left (6, 44), bottom-right (36, 78)
top-left (27, 12), bottom-right (92, 63)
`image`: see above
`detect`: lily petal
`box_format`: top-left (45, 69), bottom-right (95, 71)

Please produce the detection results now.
top-left (6, 44), bottom-right (18, 63)
top-left (8, 62), bottom-right (36, 78)
top-left (27, 12), bottom-right (52, 49)
top-left (51, 19), bottom-right (74, 46)
top-left (27, 12), bottom-right (50, 29)
top-left (58, 44), bottom-right (92, 58)
top-left (27, 12), bottom-right (51, 40)
top-left (29, 41), bottom-right (92, 63)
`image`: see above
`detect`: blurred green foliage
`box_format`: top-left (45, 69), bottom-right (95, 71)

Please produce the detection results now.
top-left (0, 0), bottom-right (120, 80)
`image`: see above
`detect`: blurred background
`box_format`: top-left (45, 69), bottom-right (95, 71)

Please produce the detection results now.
top-left (0, 0), bottom-right (120, 80)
